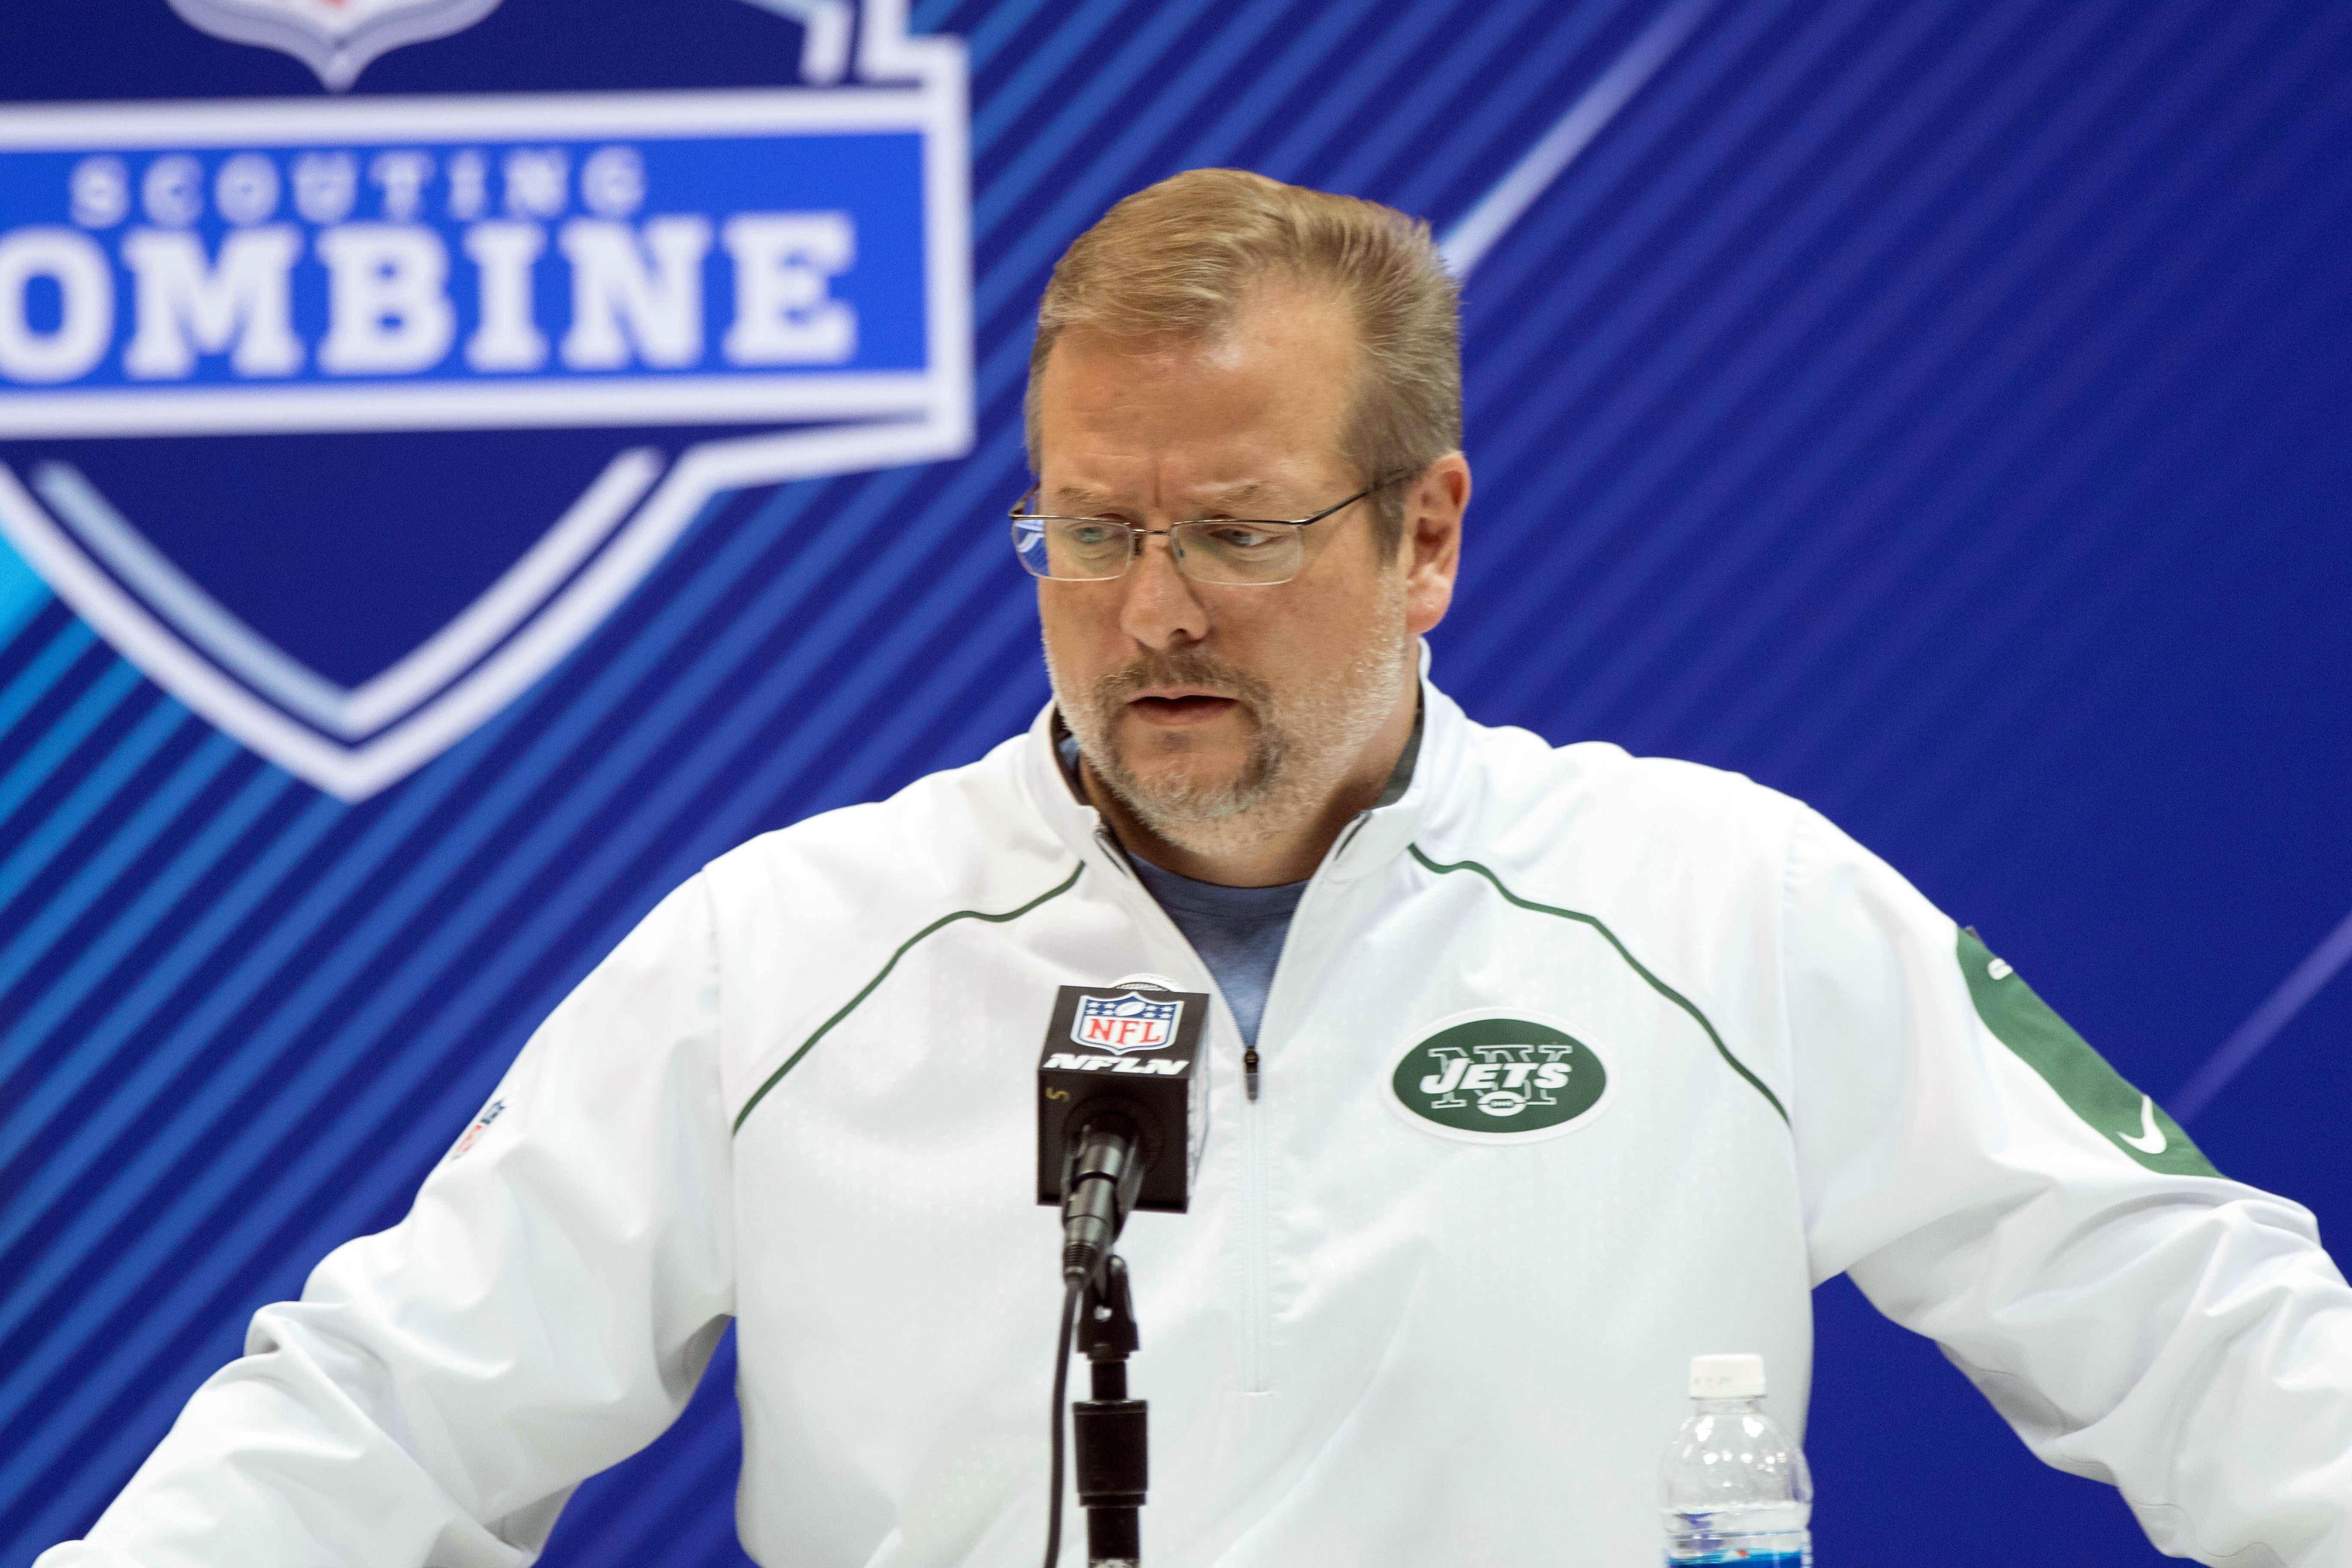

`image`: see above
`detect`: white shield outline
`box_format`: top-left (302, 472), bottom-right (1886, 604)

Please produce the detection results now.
top-left (0, 0), bottom-right (970, 801)
top-left (165, 0), bottom-right (510, 94)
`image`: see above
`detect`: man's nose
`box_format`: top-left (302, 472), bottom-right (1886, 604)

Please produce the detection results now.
top-left (1117, 533), bottom-right (1211, 650)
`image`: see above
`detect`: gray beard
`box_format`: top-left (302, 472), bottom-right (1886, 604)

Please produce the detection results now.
top-left (1063, 648), bottom-right (1286, 827)
top-left (1045, 619), bottom-right (1412, 860)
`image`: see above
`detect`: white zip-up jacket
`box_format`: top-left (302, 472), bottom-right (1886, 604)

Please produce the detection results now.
top-left (40, 671), bottom-right (2352, 1568)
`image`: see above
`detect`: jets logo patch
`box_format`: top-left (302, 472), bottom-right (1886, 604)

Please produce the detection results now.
top-left (1388, 1010), bottom-right (1611, 1143)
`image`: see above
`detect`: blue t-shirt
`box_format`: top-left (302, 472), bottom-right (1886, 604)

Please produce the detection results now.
top-left (1054, 707), bottom-right (1419, 1046)
top-left (1126, 858), bottom-right (1305, 1046)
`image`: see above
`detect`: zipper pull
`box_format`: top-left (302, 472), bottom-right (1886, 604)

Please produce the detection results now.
top-left (1243, 1046), bottom-right (1260, 1101)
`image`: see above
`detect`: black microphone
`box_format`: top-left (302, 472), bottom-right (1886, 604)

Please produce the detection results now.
top-left (1036, 982), bottom-right (1206, 1568)
top-left (1037, 982), bottom-right (1208, 1285)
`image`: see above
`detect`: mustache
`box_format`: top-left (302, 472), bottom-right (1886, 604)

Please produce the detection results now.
top-left (1095, 649), bottom-right (1275, 710)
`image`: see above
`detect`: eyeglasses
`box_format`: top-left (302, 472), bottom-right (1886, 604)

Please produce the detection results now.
top-left (1008, 472), bottom-right (1411, 586)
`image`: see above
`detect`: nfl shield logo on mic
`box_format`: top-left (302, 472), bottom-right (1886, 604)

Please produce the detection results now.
top-left (1070, 993), bottom-right (1185, 1055)
top-left (0, 0), bottom-right (970, 800)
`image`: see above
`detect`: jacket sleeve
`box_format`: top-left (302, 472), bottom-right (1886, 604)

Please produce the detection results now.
top-left (36, 875), bottom-right (736, 1568)
top-left (1784, 805), bottom-right (2352, 1568)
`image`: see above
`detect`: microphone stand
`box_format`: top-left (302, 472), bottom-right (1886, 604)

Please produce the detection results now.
top-left (1072, 1254), bottom-right (1147, 1566)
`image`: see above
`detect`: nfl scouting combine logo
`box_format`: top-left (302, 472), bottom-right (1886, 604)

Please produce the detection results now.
top-left (0, 0), bottom-right (970, 798)
top-left (1389, 1010), bottom-right (1611, 1142)
top-left (1069, 992), bottom-right (1185, 1055)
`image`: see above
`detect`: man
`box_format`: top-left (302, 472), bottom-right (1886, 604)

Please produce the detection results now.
top-left (40, 170), bottom-right (2352, 1567)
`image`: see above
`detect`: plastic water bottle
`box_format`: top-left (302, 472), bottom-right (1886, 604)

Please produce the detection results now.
top-left (1660, 1353), bottom-right (1814, 1566)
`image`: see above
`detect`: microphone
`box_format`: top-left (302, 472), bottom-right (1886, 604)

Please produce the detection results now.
top-left (1036, 981), bottom-right (1206, 1568)
top-left (1037, 982), bottom-right (1208, 1285)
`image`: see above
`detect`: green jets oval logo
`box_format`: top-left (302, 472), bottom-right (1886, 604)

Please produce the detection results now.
top-left (1388, 1011), bottom-right (1610, 1142)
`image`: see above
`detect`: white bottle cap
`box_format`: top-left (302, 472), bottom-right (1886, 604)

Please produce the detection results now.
top-left (1689, 1353), bottom-right (1766, 1399)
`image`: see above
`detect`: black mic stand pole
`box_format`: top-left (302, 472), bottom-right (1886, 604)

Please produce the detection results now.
top-left (1072, 1253), bottom-right (1147, 1566)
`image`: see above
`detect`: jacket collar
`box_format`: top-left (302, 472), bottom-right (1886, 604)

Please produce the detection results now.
top-left (1017, 639), bottom-right (1463, 887)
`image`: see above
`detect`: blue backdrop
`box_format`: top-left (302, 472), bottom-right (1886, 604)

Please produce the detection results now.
top-left (3, 2), bottom-right (2350, 1564)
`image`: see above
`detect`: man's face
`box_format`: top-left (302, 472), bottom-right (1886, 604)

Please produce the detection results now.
top-left (1032, 285), bottom-right (1436, 850)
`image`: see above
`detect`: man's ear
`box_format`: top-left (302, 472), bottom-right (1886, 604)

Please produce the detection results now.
top-left (1403, 452), bottom-right (1469, 637)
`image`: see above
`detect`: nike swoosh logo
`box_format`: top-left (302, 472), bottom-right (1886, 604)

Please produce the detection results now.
top-left (2116, 1095), bottom-right (2168, 1155)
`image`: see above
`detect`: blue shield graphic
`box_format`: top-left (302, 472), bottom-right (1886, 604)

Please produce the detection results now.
top-left (0, 0), bottom-right (969, 798)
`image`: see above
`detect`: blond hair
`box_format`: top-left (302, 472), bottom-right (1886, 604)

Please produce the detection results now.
top-left (1025, 168), bottom-right (1461, 553)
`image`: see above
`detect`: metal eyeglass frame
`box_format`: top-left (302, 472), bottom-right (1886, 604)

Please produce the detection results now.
top-left (1008, 471), bottom-right (1412, 586)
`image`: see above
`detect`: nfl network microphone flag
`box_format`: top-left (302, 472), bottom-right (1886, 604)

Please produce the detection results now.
top-left (1038, 986), bottom-right (1211, 1216)
top-left (0, 0), bottom-right (970, 801)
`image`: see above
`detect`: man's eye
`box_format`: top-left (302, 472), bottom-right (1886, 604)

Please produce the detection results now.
top-left (1200, 523), bottom-right (1283, 551)
top-left (1064, 521), bottom-right (1124, 548)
